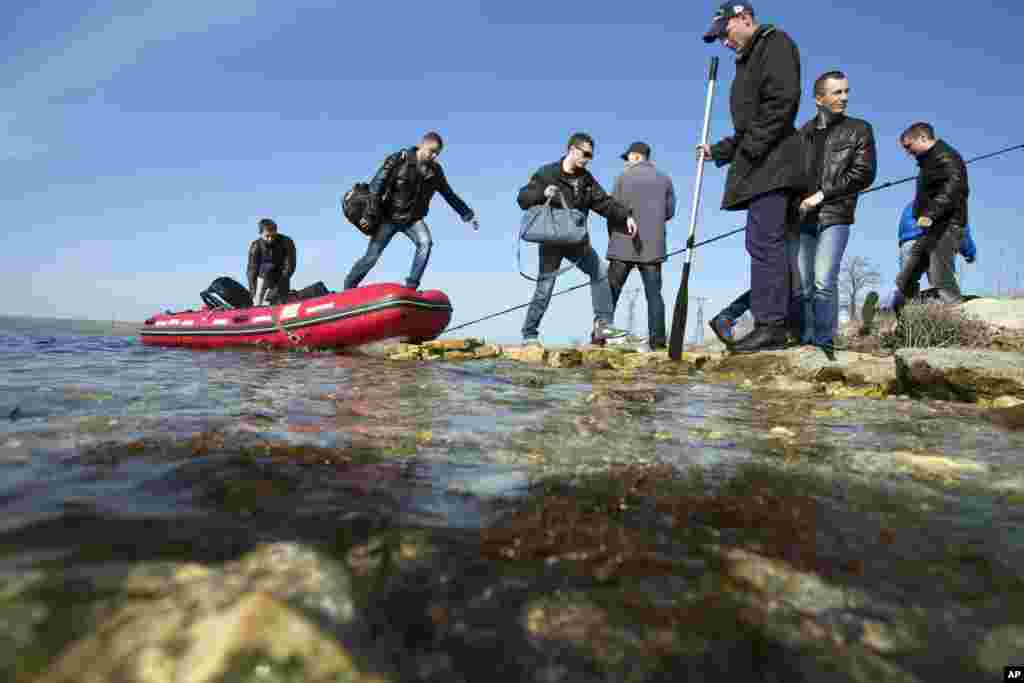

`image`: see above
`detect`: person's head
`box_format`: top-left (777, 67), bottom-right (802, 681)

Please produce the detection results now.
top-left (702, 2), bottom-right (758, 51)
top-left (899, 122), bottom-right (936, 157)
top-left (565, 132), bottom-right (594, 170)
top-left (258, 218), bottom-right (278, 241)
top-left (814, 70), bottom-right (849, 115)
top-left (417, 131), bottom-right (444, 163)
top-left (620, 141), bottom-right (651, 164)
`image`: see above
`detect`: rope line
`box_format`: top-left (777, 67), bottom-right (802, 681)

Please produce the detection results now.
top-left (441, 141), bottom-right (1024, 336)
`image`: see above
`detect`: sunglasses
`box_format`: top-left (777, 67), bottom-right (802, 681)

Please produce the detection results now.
top-left (573, 146), bottom-right (594, 159)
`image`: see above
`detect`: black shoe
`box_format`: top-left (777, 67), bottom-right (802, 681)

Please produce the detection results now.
top-left (819, 343), bottom-right (837, 362)
top-left (729, 324), bottom-right (789, 355)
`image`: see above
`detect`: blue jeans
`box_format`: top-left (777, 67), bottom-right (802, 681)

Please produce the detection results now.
top-left (797, 222), bottom-right (850, 346)
top-left (607, 260), bottom-right (665, 346)
top-left (344, 220), bottom-right (432, 290)
top-left (522, 241), bottom-right (613, 340)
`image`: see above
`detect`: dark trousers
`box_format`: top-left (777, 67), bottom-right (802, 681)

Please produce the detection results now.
top-left (607, 260), bottom-right (665, 346)
top-left (894, 223), bottom-right (963, 313)
top-left (745, 191), bottom-right (790, 326)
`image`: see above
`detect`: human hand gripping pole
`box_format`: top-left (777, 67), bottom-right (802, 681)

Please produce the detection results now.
top-left (669, 56), bottom-right (718, 361)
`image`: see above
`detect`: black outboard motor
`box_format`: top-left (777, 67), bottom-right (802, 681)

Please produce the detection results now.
top-left (200, 276), bottom-right (253, 309)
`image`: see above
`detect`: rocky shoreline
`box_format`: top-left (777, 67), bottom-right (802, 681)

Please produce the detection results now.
top-left (376, 338), bottom-right (1024, 415)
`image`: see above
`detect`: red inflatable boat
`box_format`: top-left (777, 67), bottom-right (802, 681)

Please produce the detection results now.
top-left (139, 283), bottom-right (452, 350)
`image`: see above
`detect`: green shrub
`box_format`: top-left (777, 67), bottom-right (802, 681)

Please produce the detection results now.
top-left (880, 301), bottom-right (994, 350)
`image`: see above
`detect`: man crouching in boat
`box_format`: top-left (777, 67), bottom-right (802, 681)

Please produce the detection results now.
top-left (344, 131), bottom-right (480, 291)
top-left (247, 218), bottom-right (297, 306)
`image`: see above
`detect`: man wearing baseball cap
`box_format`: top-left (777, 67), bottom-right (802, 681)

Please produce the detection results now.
top-left (606, 141), bottom-right (677, 350)
top-left (697, 2), bottom-right (804, 353)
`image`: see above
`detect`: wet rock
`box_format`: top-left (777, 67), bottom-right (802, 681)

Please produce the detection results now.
top-left (473, 344), bottom-right (502, 359)
top-left (989, 404), bottom-right (1024, 430)
top-left (588, 383), bottom-right (660, 404)
top-left (992, 395), bottom-right (1024, 408)
top-left (895, 348), bottom-right (1024, 402)
top-left (422, 338), bottom-right (484, 352)
top-left (546, 349), bottom-right (583, 368)
top-left (503, 345), bottom-right (547, 364)
top-left (721, 548), bottom-right (863, 616)
top-left (580, 348), bottom-right (623, 368)
top-left (976, 624), bottom-right (1024, 676)
top-left (768, 427), bottom-right (797, 439)
top-left (608, 351), bottom-right (661, 371)
top-left (961, 297), bottom-right (1024, 331)
top-left (890, 450), bottom-right (987, 481)
top-left (759, 376), bottom-right (819, 394)
top-left (443, 351), bottom-right (477, 361)
top-left (36, 543), bottom-right (370, 683)
top-left (709, 347), bottom-right (896, 395)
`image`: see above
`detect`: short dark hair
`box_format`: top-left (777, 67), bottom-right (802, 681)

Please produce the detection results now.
top-left (258, 218), bottom-right (277, 231)
top-left (567, 132), bottom-right (594, 150)
top-left (422, 131), bottom-right (444, 150)
top-left (900, 122), bottom-right (935, 142)
top-left (814, 70), bottom-right (847, 97)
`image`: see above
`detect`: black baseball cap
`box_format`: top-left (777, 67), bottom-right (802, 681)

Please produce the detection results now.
top-left (702, 2), bottom-right (754, 43)
top-left (620, 142), bottom-right (651, 160)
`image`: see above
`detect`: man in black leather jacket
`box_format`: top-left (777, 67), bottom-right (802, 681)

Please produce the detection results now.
top-left (344, 131), bottom-right (479, 291)
top-left (893, 122), bottom-right (969, 311)
top-left (791, 70), bottom-right (877, 350)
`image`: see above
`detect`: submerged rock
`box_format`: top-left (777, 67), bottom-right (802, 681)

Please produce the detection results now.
top-left (35, 543), bottom-right (372, 683)
top-left (895, 348), bottom-right (1024, 401)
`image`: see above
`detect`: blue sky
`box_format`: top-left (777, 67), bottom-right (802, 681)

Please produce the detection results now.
top-left (3, 0), bottom-right (1022, 343)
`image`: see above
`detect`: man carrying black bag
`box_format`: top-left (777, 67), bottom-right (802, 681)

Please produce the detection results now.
top-left (517, 132), bottom-right (638, 347)
top-left (343, 131), bottom-right (479, 292)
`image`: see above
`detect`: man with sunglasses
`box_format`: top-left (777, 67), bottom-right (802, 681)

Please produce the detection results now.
top-left (344, 131), bottom-right (479, 291)
top-left (517, 132), bottom-right (638, 346)
top-left (892, 122), bottom-right (968, 313)
top-left (698, 1), bottom-right (804, 354)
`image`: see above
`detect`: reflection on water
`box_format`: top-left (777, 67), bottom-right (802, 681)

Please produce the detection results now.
top-left (1, 317), bottom-right (1023, 681)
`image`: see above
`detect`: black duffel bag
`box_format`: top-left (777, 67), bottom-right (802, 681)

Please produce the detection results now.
top-left (287, 281), bottom-right (331, 302)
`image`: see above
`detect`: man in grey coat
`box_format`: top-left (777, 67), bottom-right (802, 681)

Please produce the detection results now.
top-left (607, 142), bottom-right (677, 350)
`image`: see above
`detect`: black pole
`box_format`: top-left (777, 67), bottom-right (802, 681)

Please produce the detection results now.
top-left (669, 56), bottom-right (718, 360)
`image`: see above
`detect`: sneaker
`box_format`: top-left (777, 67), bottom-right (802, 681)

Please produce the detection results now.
top-left (708, 315), bottom-right (735, 346)
top-left (522, 338), bottom-right (543, 349)
top-left (859, 291), bottom-right (879, 336)
top-left (591, 323), bottom-right (630, 346)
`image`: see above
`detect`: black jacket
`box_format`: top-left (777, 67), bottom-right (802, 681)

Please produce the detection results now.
top-left (914, 139), bottom-right (969, 228)
top-left (517, 160), bottom-right (633, 231)
top-left (710, 25), bottom-right (803, 211)
top-left (365, 147), bottom-right (474, 227)
top-left (797, 115), bottom-right (877, 227)
top-left (247, 233), bottom-right (296, 293)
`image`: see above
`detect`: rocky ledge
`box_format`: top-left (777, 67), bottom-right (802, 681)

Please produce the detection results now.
top-left (372, 338), bottom-right (1024, 417)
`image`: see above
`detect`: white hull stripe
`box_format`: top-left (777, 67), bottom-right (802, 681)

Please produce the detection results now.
top-left (140, 297), bottom-right (450, 336)
top-left (305, 302), bottom-right (335, 314)
top-left (212, 319), bottom-right (229, 326)
top-left (252, 315), bottom-right (272, 323)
